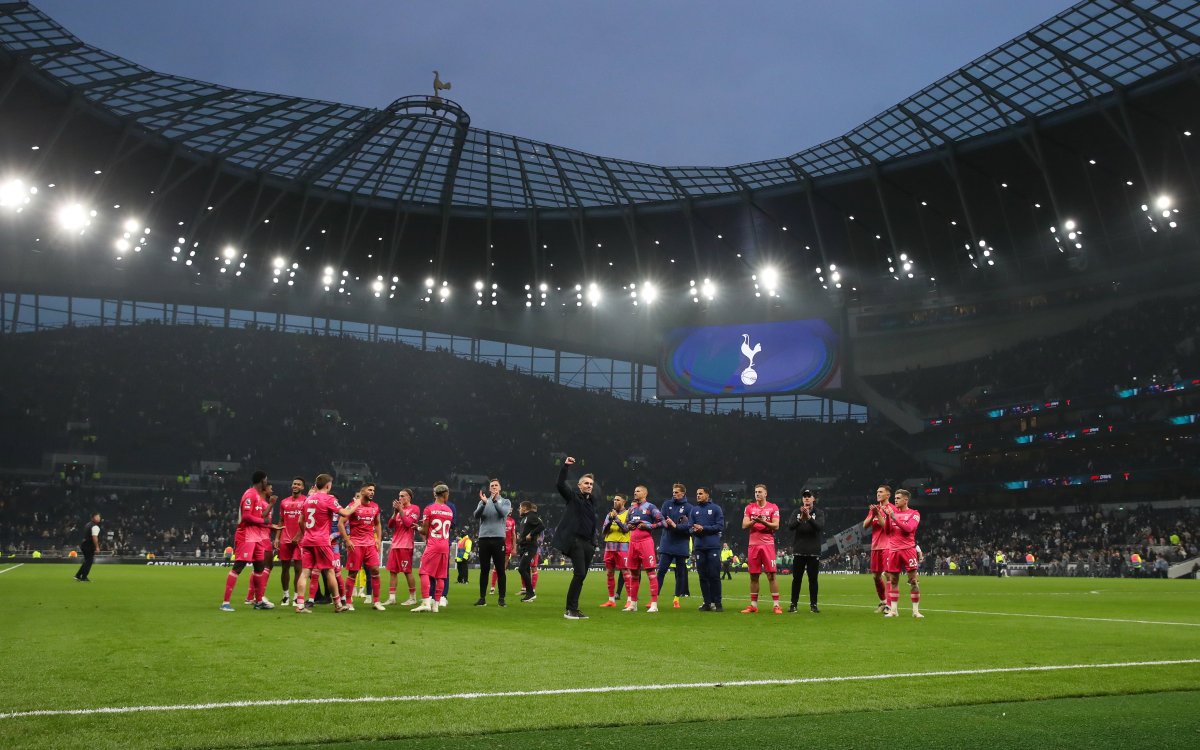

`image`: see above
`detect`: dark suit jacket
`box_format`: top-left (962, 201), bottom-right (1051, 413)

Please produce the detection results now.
top-left (551, 462), bottom-right (600, 553)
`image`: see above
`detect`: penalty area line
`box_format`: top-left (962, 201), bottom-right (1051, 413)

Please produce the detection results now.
top-left (821, 602), bottom-right (1200, 627)
top-left (2, 659), bottom-right (1199, 720)
top-left (0, 564), bottom-right (24, 575)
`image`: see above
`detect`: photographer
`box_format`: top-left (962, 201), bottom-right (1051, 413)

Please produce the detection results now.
top-left (787, 490), bottom-right (822, 613)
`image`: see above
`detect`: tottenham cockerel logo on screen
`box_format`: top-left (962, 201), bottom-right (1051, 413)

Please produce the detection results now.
top-left (740, 333), bottom-right (762, 385)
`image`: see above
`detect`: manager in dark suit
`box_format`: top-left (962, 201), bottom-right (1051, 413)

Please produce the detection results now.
top-left (554, 456), bottom-right (600, 620)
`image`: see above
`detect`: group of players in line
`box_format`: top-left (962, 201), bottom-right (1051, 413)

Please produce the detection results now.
top-left (218, 470), bottom-right (924, 619)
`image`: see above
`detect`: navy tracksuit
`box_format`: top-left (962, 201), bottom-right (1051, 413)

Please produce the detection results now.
top-left (656, 497), bottom-right (694, 597)
top-left (690, 500), bottom-right (725, 606)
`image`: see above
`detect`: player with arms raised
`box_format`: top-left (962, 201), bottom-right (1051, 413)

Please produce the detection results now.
top-left (882, 488), bottom-right (923, 618)
top-left (340, 483), bottom-right (385, 611)
top-left (385, 488), bottom-right (420, 605)
top-left (741, 484), bottom-right (782, 614)
top-left (412, 483), bottom-right (455, 613)
top-left (292, 474), bottom-right (360, 613)
top-left (863, 485), bottom-right (893, 613)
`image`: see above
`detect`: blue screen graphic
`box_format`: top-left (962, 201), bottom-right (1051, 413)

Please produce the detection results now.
top-left (657, 319), bottom-right (841, 398)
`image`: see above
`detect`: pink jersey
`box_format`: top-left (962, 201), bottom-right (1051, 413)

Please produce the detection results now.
top-left (744, 502), bottom-right (780, 546)
top-left (864, 503), bottom-right (892, 550)
top-left (388, 505), bottom-right (421, 549)
top-left (237, 488), bottom-right (269, 543)
top-left (504, 516), bottom-right (517, 548)
top-left (346, 501), bottom-right (380, 546)
top-left (280, 496), bottom-right (306, 539)
top-left (421, 503), bottom-right (455, 552)
top-left (886, 507), bottom-right (921, 550)
top-left (300, 492), bottom-right (343, 546)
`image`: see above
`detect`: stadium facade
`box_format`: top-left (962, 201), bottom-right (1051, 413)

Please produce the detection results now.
top-left (1, 0), bottom-right (1199, 417)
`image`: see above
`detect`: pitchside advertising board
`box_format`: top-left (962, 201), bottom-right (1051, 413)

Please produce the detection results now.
top-left (656, 318), bottom-right (841, 398)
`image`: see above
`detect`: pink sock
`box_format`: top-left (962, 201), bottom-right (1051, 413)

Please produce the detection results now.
top-left (222, 571), bottom-right (239, 604)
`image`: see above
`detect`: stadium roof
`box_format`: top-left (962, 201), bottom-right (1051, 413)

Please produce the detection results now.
top-left (3, 0), bottom-right (1199, 211)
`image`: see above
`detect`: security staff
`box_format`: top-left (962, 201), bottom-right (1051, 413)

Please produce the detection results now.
top-left (787, 490), bottom-right (822, 613)
top-left (689, 487), bottom-right (725, 611)
top-left (720, 543), bottom-right (734, 580)
top-left (455, 532), bottom-right (473, 583)
top-left (75, 512), bottom-right (102, 582)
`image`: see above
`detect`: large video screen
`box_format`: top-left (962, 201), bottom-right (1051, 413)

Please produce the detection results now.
top-left (657, 318), bottom-right (841, 398)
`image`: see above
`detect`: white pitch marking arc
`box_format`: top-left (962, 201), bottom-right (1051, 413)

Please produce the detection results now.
top-left (0, 564), bottom-right (24, 575)
top-left (1, 659), bottom-right (1198, 720)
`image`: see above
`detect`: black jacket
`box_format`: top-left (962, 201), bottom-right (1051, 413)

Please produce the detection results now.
top-left (787, 508), bottom-right (823, 556)
top-left (518, 511), bottom-right (545, 549)
top-left (552, 462), bottom-right (600, 553)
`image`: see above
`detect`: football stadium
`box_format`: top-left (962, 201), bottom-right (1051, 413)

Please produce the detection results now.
top-left (1, 1), bottom-right (1199, 748)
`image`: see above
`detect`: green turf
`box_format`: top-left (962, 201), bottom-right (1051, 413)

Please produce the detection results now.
top-left (262, 690), bottom-right (1200, 750)
top-left (1, 564), bottom-right (1198, 750)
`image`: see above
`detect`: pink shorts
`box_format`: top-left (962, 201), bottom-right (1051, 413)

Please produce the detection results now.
top-left (346, 545), bottom-right (381, 570)
top-left (884, 548), bottom-right (919, 574)
top-left (626, 538), bottom-right (657, 570)
top-left (870, 549), bottom-right (886, 574)
top-left (301, 544), bottom-right (338, 571)
top-left (747, 544), bottom-right (777, 575)
top-left (236, 537), bottom-right (271, 563)
top-left (603, 549), bottom-right (627, 570)
top-left (420, 547), bottom-right (448, 576)
top-left (278, 540), bottom-right (302, 562)
top-left (387, 547), bottom-right (414, 574)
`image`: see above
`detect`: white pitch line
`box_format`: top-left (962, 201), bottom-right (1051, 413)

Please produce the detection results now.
top-left (2, 659), bottom-right (1198, 720)
top-left (821, 602), bottom-right (1200, 627)
top-left (0, 564), bottom-right (24, 575)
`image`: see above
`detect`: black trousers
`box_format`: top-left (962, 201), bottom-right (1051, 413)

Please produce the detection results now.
top-left (456, 560), bottom-right (469, 583)
top-left (518, 546), bottom-right (537, 593)
top-left (790, 555), bottom-right (820, 606)
top-left (695, 548), bottom-right (722, 605)
top-left (476, 537), bottom-right (507, 598)
top-left (560, 538), bottom-right (594, 612)
top-left (721, 561), bottom-right (733, 580)
top-left (656, 553), bottom-right (690, 597)
top-left (75, 547), bottom-right (95, 579)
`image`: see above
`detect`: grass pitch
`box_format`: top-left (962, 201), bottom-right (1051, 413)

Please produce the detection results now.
top-left (1, 564), bottom-right (1198, 749)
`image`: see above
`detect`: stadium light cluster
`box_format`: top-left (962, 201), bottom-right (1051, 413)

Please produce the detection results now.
top-left (1141, 195), bottom-right (1179, 233)
top-left (967, 239), bottom-right (996, 269)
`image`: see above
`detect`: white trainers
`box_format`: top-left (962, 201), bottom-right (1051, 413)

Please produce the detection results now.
top-left (259, 597), bottom-right (273, 607)
top-left (439, 597), bottom-right (448, 608)
top-left (400, 597), bottom-right (417, 606)
top-left (646, 603), bottom-right (659, 613)
top-left (912, 611), bottom-right (924, 619)
top-left (383, 596), bottom-right (396, 606)
top-left (431, 600), bottom-right (440, 613)
top-left (411, 601), bottom-right (432, 612)
top-left (622, 601), bottom-right (637, 612)
top-left (344, 603), bottom-right (356, 612)
top-left (372, 601), bottom-right (386, 611)
top-left (280, 594), bottom-right (290, 606)
top-left (884, 611), bottom-right (898, 618)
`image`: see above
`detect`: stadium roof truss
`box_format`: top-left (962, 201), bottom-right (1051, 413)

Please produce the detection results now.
top-left (2, 0), bottom-right (1199, 212)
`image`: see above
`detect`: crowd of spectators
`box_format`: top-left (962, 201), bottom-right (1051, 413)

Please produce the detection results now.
top-left (871, 294), bottom-right (1200, 416)
top-left (0, 323), bottom-right (920, 498)
top-left (821, 503), bottom-right (1199, 578)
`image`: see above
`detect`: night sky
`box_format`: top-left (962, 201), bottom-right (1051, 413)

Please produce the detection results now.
top-left (36, 0), bottom-right (1058, 166)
